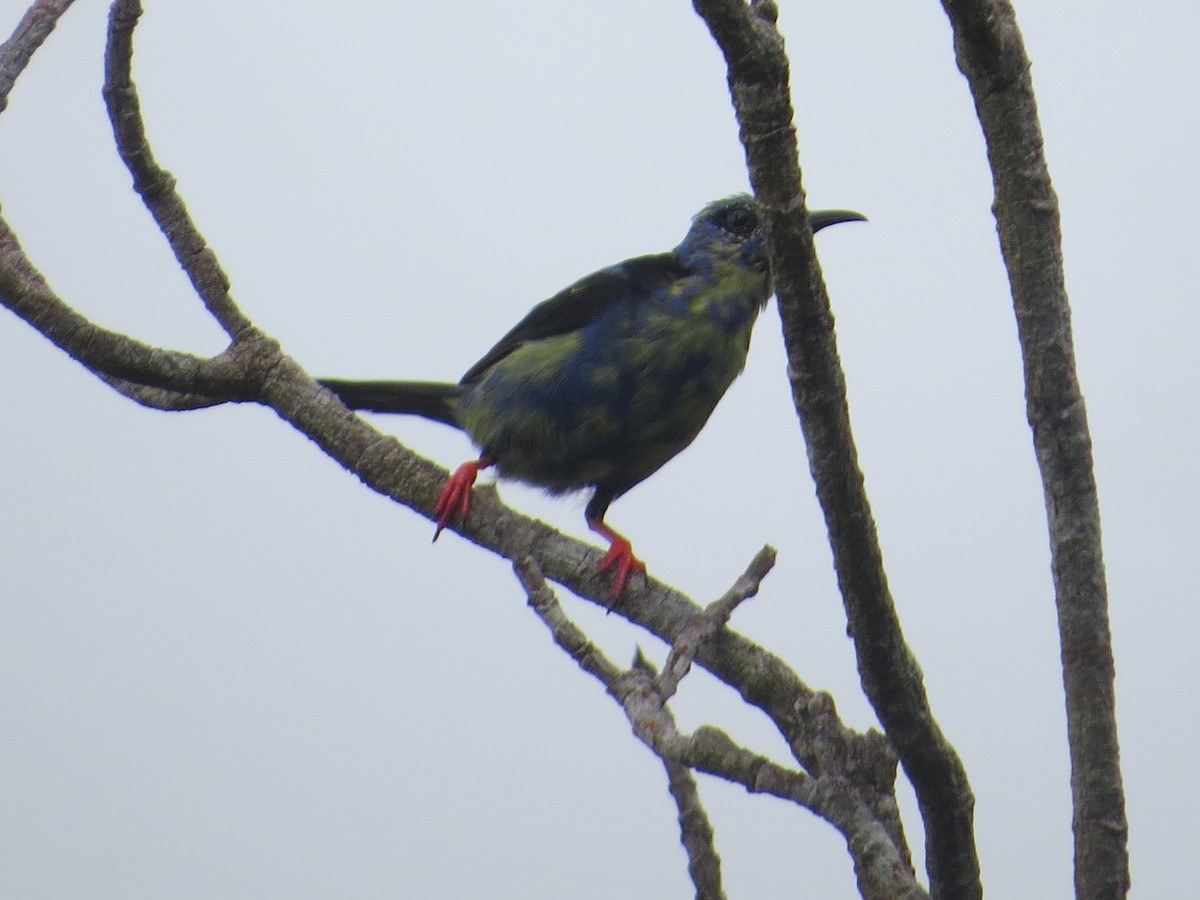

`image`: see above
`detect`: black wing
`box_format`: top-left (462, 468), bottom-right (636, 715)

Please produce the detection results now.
top-left (460, 252), bottom-right (688, 384)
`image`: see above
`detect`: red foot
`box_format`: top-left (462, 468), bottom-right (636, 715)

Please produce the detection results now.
top-left (433, 456), bottom-right (492, 540)
top-left (588, 518), bottom-right (647, 596)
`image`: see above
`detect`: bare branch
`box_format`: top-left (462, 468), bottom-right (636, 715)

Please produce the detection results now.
top-left (102, 0), bottom-right (251, 338)
top-left (0, 213), bottom-right (254, 400)
top-left (937, 1), bottom-right (1129, 896)
top-left (0, 0), bottom-right (76, 112)
top-left (622, 693), bottom-right (925, 900)
top-left (627, 651), bottom-right (730, 900)
top-left (664, 754), bottom-right (726, 900)
top-left (96, 375), bottom-right (233, 411)
top-left (657, 544), bottom-right (775, 700)
top-left (516, 558), bottom-right (927, 900)
top-left (1, 3), bottom-right (258, 402)
top-left (691, 3), bottom-right (979, 897)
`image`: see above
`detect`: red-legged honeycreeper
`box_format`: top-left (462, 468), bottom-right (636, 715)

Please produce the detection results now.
top-left (321, 196), bottom-right (864, 594)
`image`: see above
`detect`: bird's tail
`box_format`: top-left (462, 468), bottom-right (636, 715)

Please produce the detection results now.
top-left (320, 379), bottom-right (463, 427)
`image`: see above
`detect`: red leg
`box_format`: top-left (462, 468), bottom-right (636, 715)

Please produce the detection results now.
top-left (433, 455), bottom-right (493, 540)
top-left (587, 517), bottom-right (647, 596)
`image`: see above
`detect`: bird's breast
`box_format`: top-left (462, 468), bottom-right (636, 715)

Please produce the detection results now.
top-left (455, 266), bottom-right (770, 493)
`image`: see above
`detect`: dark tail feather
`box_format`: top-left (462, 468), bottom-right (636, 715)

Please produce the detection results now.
top-left (320, 379), bottom-right (462, 427)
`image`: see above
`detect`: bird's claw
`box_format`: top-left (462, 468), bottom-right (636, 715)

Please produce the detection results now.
top-left (597, 533), bottom-right (647, 597)
top-left (433, 458), bottom-right (488, 540)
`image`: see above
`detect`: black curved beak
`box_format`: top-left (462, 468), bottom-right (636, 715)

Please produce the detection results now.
top-left (810, 209), bottom-right (868, 233)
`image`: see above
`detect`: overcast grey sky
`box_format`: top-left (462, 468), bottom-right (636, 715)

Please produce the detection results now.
top-left (0, 1), bottom-right (1194, 897)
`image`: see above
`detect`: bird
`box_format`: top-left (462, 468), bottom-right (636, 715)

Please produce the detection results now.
top-left (322, 196), bottom-right (864, 595)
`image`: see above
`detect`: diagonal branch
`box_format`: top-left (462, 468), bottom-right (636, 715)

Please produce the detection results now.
top-left (937, 1), bottom-right (1129, 896)
top-left (0, 0), bottom-right (75, 112)
top-left (657, 544), bottom-right (775, 700)
top-left (691, 3), bottom-right (979, 898)
top-left (516, 558), bottom-right (927, 900)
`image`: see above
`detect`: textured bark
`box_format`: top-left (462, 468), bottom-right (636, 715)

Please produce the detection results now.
top-left (665, 758), bottom-right (726, 900)
top-left (517, 559), bottom-right (928, 900)
top-left (692, 3), bottom-right (980, 898)
top-left (0, 0), bottom-right (75, 112)
top-left (103, 0), bottom-right (249, 337)
top-left (938, 2), bottom-right (1129, 897)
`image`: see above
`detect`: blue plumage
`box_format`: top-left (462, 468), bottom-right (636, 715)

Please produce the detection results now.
top-left (321, 196), bottom-right (864, 593)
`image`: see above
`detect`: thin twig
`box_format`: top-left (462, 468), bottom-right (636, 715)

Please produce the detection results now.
top-left (633, 649), bottom-right (726, 900)
top-left (515, 557), bottom-right (927, 900)
top-left (0, 2), bottom-right (256, 401)
top-left (102, 0), bottom-right (251, 338)
top-left (0, 0), bottom-right (76, 112)
top-left (658, 544), bottom-right (775, 699)
top-left (664, 756), bottom-right (726, 900)
top-left (625, 648), bottom-right (727, 900)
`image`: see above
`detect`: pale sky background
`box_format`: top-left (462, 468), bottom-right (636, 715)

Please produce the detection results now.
top-left (0, 2), bottom-right (1194, 898)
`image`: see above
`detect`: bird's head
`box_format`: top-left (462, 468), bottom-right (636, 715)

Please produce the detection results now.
top-left (677, 194), bottom-right (867, 274)
top-left (677, 194), bottom-right (767, 274)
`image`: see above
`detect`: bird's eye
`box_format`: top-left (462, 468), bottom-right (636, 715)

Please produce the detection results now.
top-left (719, 205), bottom-right (757, 238)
